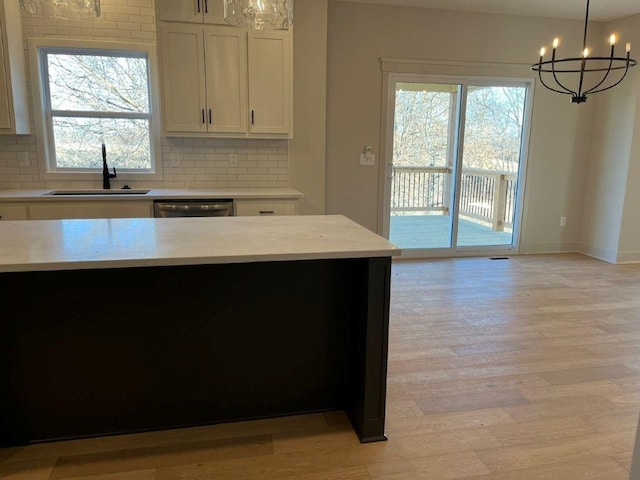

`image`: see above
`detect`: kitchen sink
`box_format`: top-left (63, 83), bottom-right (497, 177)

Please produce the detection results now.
top-left (43, 189), bottom-right (151, 196)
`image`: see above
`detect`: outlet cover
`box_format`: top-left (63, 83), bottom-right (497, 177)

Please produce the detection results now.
top-left (18, 152), bottom-right (29, 167)
top-left (228, 154), bottom-right (239, 167)
top-left (170, 153), bottom-right (181, 167)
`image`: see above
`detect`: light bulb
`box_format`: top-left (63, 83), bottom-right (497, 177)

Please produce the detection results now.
top-left (552, 38), bottom-right (559, 49)
top-left (583, 48), bottom-right (590, 57)
top-left (610, 34), bottom-right (617, 46)
top-left (627, 42), bottom-right (632, 53)
top-left (540, 47), bottom-right (546, 57)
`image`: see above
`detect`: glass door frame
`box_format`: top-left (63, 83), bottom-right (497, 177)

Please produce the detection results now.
top-left (379, 72), bottom-right (534, 258)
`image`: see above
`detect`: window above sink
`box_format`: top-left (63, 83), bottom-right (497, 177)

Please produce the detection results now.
top-left (28, 38), bottom-right (163, 182)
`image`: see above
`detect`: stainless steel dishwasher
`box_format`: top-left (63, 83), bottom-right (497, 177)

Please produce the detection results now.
top-left (153, 200), bottom-right (234, 218)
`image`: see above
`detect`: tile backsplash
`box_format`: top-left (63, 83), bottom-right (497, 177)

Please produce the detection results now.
top-left (0, 0), bottom-right (289, 191)
top-left (0, 136), bottom-right (289, 190)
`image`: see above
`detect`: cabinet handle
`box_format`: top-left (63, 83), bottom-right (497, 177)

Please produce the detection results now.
top-left (259, 210), bottom-right (275, 215)
top-left (202, 108), bottom-right (205, 124)
top-left (209, 108), bottom-right (212, 124)
top-left (197, 0), bottom-right (201, 13)
top-left (204, 0), bottom-right (208, 14)
top-left (251, 110), bottom-right (255, 125)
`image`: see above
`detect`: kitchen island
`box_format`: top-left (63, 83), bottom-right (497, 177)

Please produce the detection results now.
top-left (0, 215), bottom-right (400, 446)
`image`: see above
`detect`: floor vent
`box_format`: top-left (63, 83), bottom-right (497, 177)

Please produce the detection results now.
top-left (489, 257), bottom-right (510, 260)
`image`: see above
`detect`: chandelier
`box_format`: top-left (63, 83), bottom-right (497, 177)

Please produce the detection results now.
top-left (531, 0), bottom-right (636, 104)
top-left (19, 0), bottom-right (100, 19)
top-left (223, 0), bottom-right (293, 30)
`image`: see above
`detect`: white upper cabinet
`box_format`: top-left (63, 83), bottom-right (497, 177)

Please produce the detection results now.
top-left (159, 24), bottom-right (207, 133)
top-left (248, 30), bottom-right (291, 135)
top-left (156, 0), bottom-right (225, 25)
top-left (204, 27), bottom-right (248, 133)
top-left (159, 24), bottom-right (248, 134)
top-left (158, 20), bottom-right (292, 138)
top-left (0, 0), bottom-right (30, 134)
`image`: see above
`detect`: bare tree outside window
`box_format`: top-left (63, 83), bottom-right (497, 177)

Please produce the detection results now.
top-left (43, 50), bottom-right (152, 170)
top-left (463, 86), bottom-right (525, 173)
top-left (393, 85), bottom-right (524, 172)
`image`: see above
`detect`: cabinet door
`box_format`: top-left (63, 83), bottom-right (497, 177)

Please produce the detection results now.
top-left (204, 26), bottom-right (248, 133)
top-left (156, 0), bottom-right (203, 23)
top-left (29, 201), bottom-right (153, 220)
top-left (0, 0), bottom-right (29, 135)
top-left (248, 30), bottom-right (291, 135)
top-left (156, 0), bottom-right (225, 24)
top-left (202, 0), bottom-right (226, 24)
top-left (235, 199), bottom-right (298, 216)
top-left (0, 20), bottom-right (11, 131)
top-left (160, 24), bottom-right (208, 133)
top-left (0, 205), bottom-right (28, 220)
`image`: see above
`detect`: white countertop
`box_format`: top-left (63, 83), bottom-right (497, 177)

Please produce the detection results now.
top-left (0, 188), bottom-right (303, 202)
top-left (0, 215), bottom-right (400, 273)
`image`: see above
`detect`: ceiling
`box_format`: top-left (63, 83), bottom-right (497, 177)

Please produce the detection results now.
top-left (337, 0), bottom-right (640, 22)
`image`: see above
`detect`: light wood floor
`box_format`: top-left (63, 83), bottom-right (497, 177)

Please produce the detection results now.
top-left (2, 253), bottom-right (639, 479)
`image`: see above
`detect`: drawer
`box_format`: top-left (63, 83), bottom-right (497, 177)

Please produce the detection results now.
top-left (0, 205), bottom-right (29, 220)
top-left (29, 201), bottom-right (153, 220)
top-left (234, 199), bottom-right (298, 216)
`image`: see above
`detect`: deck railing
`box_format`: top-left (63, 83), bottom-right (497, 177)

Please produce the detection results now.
top-left (391, 166), bottom-right (517, 231)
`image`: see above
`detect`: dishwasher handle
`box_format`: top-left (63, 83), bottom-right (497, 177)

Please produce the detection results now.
top-left (154, 201), bottom-right (233, 217)
top-left (157, 203), bottom-right (231, 212)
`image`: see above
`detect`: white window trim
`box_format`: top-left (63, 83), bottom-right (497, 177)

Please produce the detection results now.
top-left (29, 38), bottom-right (163, 181)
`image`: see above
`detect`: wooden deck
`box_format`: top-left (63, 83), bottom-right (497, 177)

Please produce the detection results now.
top-left (390, 214), bottom-right (513, 249)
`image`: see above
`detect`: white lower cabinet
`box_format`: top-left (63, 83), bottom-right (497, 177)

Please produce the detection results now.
top-left (0, 204), bottom-right (28, 220)
top-left (29, 201), bottom-right (153, 220)
top-left (0, 197), bottom-right (299, 220)
top-left (235, 199), bottom-right (298, 216)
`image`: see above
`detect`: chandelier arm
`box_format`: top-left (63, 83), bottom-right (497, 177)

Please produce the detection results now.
top-left (537, 69), bottom-right (575, 96)
top-left (577, 57), bottom-right (588, 99)
top-left (582, 56), bottom-right (615, 96)
top-left (550, 52), bottom-right (579, 96)
top-left (585, 62), bottom-right (631, 95)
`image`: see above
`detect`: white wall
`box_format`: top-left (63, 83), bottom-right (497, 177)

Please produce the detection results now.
top-left (289, 0), bottom-right (328, 215)
top-left (325, 1), bottom-right (598, 254)
top-left (581, 14), bottom-right (640, 263)
top-left (614, 15), bottom-right (640, 263)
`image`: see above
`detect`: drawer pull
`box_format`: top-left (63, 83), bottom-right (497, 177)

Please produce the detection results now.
top-left (259, 210), bottom-right (275, 215)
top-left (197, 0), bottom-right (201, 13)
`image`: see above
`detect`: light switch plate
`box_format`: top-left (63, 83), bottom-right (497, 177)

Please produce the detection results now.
top-left (360, 153), bottom-right (376, 166)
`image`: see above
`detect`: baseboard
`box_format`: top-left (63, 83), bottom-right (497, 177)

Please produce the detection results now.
top-left (520, 241), bottom-right (579, 255)
top-left (575, 242), bottom-right (618, 264)
top-left (615, 251), bottom-right (640, 264)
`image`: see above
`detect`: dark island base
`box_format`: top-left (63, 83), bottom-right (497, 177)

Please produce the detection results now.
top-left (0, 257), bottom-right (391, 446)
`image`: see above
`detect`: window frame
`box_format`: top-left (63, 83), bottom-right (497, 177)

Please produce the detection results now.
top-left (29, 38), bottom-right (163, 181)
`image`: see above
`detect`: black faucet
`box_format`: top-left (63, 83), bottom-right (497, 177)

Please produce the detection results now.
top-left (102, 143), bottom-right (116, 189)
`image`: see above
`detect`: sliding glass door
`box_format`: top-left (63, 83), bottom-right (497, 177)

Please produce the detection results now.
top-left (385, 76), bottom-right (531, 254)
